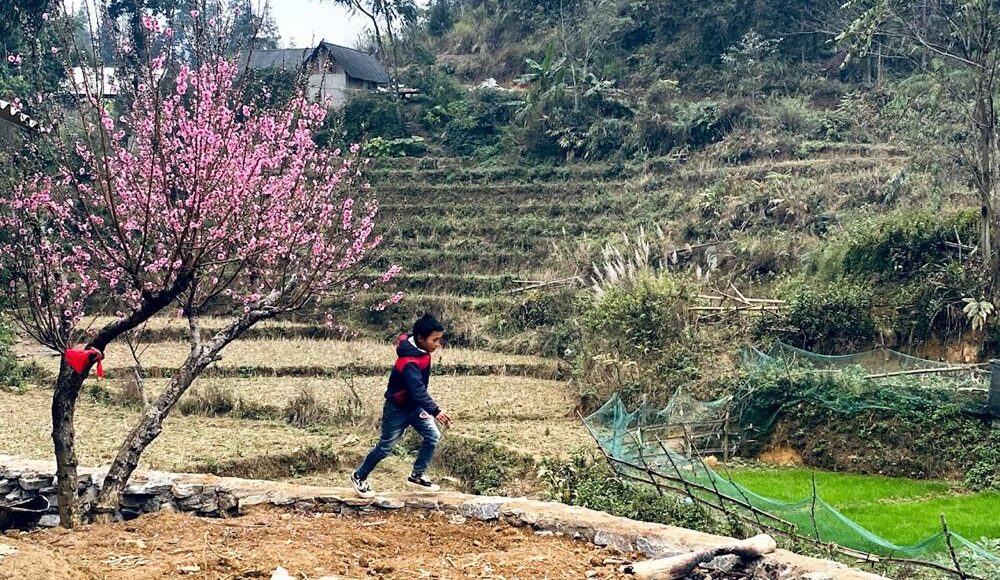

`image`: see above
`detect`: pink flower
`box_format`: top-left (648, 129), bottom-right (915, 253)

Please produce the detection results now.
top-left (51, 47), bottom-right (60, 55)
top-left (42, 12), bottom-right (49, 20)
top-left (190, 9), bottom-right (200, 17)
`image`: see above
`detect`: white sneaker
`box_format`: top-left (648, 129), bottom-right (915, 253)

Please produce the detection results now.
top-left (349, 472), bottom-right (374, 498)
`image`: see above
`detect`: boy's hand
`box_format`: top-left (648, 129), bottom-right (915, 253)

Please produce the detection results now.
top-left (435, 411), bottom-right (452, 427)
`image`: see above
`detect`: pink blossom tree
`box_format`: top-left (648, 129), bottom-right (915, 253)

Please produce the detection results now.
top-left (0, 6), bottom-right (397, 526)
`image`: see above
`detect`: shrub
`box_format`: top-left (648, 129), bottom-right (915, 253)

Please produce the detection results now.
top-left (737, 366), bottom-right (994, 482)
top-left (179, 384), bottom-right (237, 417)
top-left (814, 210), bottom-right (978, 283)
top-left (579, 272), bottom-right (699, 406)
top-left (774, 279), bottom-right (877, 352)
top-left (487, 287), bottom-right (581, 358)
top-left (628, 99), bottom-right (749, 156)
top-left (427, 436), bottom-right (535, 495)
top-left (283, 387), bottom-right (333, 428)
top-left (0, 321), bottom-right (26, 392)
top-left (337, 94), bottom-right (407, 143)
top-left (771, 97), bottom-right (820, 135)
top-left (539, 454), bottom-right (720, 533)
top-left (964, 431), bottom-right (1000, 491)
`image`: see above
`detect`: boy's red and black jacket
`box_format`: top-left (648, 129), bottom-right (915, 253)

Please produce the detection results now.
top-left (385, 333), bottom-right (440, 416)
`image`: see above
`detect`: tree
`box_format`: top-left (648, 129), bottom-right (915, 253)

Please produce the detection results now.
top-left (0, 4), bottom-right (398, 526)
top-left (839, 1), bottom-right (1000, 289)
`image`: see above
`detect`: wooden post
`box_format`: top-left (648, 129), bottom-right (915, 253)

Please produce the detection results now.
top-left (988, 360), bottom-right (1000, 425)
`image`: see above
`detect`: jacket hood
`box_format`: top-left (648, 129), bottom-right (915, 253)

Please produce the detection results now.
top-left (396, 333), bottom-right (426, 357)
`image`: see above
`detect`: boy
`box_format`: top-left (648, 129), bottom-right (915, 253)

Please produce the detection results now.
top-left (350, 314), bottom-right (452, 497)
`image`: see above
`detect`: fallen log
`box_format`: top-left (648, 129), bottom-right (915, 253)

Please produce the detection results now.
top-left (622, 534), bottom-right (776, 579)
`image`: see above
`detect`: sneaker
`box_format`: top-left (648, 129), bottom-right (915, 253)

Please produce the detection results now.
top-left (406, 474), bottom-right (440, 492)
top-left (349, 472), bottom-right (374, 498)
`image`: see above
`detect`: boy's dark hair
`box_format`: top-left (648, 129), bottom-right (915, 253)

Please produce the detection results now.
top-left (413, 313), bottom-right (444, 339)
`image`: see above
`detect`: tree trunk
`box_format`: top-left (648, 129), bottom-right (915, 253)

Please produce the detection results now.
top-left (92, 352), bottom-right (213, 519)
top-left (973, 75), bottom-right (998, 291)
top-left (51, 362), bottom-right (88, 527)
top-left (93, 305), bottom-right (277, 520)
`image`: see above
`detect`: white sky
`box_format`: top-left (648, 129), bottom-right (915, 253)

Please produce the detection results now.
top-left (269, 1), bottom-right (368, 48)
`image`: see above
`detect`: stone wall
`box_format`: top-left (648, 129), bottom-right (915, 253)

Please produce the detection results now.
top-left (0, 456), bottom-right (883, 579)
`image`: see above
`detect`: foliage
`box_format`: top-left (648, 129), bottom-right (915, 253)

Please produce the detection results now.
top-left (337, 93), bottom-right (408, 143)
top-left (720, 29), bottom-right (783, 97)
top-left (736, 366), bottom-right (994, 482)
top-left (774, 278), bottom-right (876, 352)
top-left (538, 453), bottom-right (720, 533)
top-left (423, 89), bottom-right (516, 156)
top-left (579, 271), bottom-right (699, 406)
top-left (487, 287), bottom-right (581, 358)
top-left (812, 211), bottom-right (979, 283)
top-left (963, 431), bottom-right (1000, 491)
top-left (283, 388), bottom-right (333, 427)
top-left (627, 99), bottom-right (748, 156)
top-left (428, 435), bottom-right (535, 495)
top-left (362, 135), bottom-right (427, 157)
top-left (0, 321), bottom-right (26, 392)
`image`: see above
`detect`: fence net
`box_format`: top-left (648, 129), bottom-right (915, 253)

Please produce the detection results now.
top-left (583, 392), bottom-right (1000, 569)
top-left (743, 342), bottom-right (987, 386)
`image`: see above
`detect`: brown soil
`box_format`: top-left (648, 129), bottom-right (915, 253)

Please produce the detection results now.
top-left (757, 444), bottom-right (804, 467)
top-left (1, 507), bottom-right (641, 579)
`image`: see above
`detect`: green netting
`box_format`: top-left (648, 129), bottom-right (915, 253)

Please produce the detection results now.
top-left (743, 342), bottom-right (987, 385)
top-left (584, 393), bottom-right (1000, 569)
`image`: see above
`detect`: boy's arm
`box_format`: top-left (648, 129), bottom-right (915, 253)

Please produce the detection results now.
top-left (402, 362), bottom-right (441, 417)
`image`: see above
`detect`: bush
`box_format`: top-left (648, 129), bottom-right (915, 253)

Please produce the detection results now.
top-left (628, 99), bottom-right (749, 156)
top-left (337, 94), bottom-right (407, 143)
top-left (283, 387), bottom-right (333, 428)
top-left (539, 454), bottom-right (720, 533)
top-left (964, 431), bottom-right (1000, 491)
top-left (424, 89), bottom-right (516, 156)
top-left (813, 210), bottom-right (978, 283)
top-left (487, 287), bottom-right (581, 358)
top-left (774, 279), bottom-right (876, 352)
top-left (0, 322), bottom-right (26, 392)
top-left (427, 436), bottom-right (535, 495)
top-left (737, 366), bottom-right (994, 482)
top-left (179, 384), bottom-right (237, 416)
top-left (579, 273), bottom-right (699, 406)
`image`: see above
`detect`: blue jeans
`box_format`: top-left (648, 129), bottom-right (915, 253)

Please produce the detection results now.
top-left (355, 400), bottom-right (441, 480)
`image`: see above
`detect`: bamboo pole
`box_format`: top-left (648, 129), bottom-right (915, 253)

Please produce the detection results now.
top-left (864, 365), bottom-right (987, 379)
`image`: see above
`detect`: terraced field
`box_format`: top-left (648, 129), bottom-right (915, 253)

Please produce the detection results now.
top-left (3, 144), bottom-right (941, 498)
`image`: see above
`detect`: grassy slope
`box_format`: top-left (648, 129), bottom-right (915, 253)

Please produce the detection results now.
top-left (731, 467), bottom-right (1000, 544)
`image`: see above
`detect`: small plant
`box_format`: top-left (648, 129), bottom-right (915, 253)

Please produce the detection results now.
top-left (179, 385), bottom-right (237, 417)
top-left (283, 387), bottom-right (333, 428)
top-left (962, 298), bottom-right (994, 332)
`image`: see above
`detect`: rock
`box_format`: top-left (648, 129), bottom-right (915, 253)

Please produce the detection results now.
top-left (801, 574), bottom-right (834, 580)
top-left (178, 564), bottom-right (201, 574)
top-left (705, 554), bottom-right (741, 573)
top-left (373, 498), bottom-right (404, 509)
top-left (269, 566), bottom-right (292, 580)
top-left (19, 473), bottom-right (53, 490)
top-left (447, 514), bottom-right (467, 525)
top-left (460, 500), bottom-right (503, 521)
top-left (585, 570), bottom-right (598, 578)
top-left (37, 515), bottom-right (60, 528)
top-left (0, 543), bottom-right (17, 558)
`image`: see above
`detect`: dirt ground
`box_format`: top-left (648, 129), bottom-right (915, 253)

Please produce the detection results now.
top-left (0, 507), bottom-right (640, 579)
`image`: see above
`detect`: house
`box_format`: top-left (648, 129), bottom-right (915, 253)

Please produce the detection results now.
top-left (243, 41), bottom-right (390, 108)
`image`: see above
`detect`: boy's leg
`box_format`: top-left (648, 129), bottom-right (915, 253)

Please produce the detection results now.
top-left (408, 410), bottom-right (441, 477)
top-left (355, 401), bottom-right (409, 480)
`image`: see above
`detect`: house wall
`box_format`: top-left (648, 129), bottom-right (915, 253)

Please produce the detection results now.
top-left (305, 51), bottom-right (380, 108)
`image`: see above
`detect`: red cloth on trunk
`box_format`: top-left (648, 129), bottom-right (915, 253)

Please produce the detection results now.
top-left (64, 347), bottom-right (104, 378)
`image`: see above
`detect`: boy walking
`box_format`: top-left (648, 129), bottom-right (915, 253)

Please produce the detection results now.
top-left (350, 314), bottom-right (452, 497)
